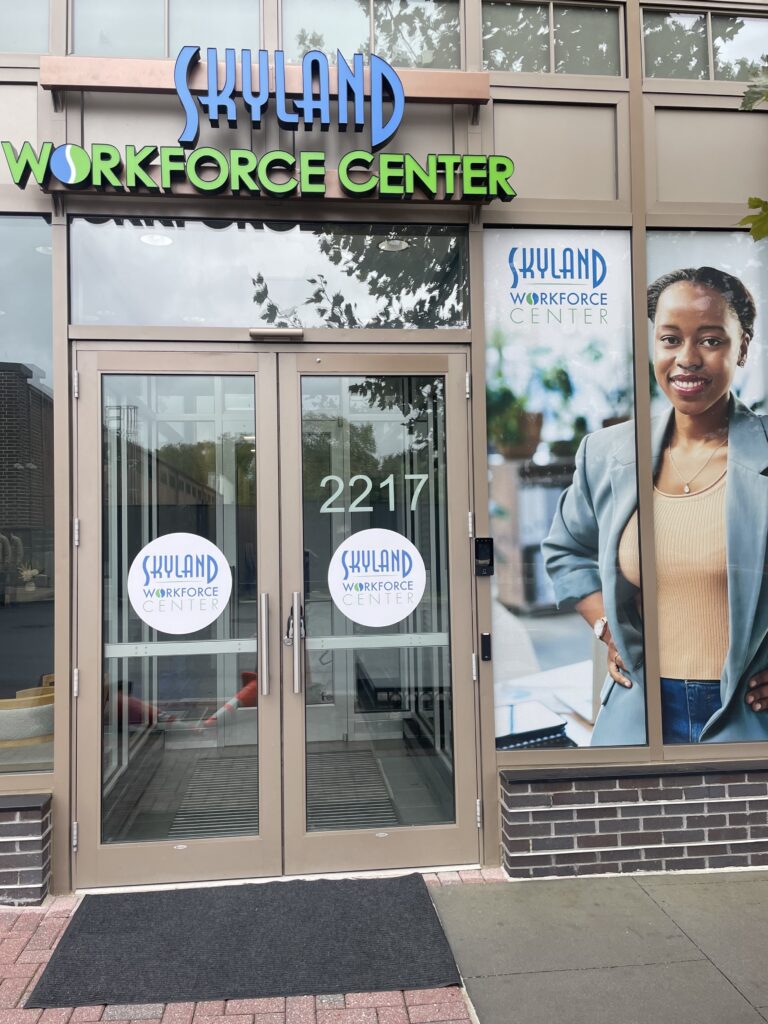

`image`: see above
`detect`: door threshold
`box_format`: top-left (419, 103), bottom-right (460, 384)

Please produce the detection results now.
top-left (75, 864), bottom-right (483, 896)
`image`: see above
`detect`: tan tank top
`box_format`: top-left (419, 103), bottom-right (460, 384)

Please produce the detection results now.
top-left (618, 474), bottom-right (728, 680)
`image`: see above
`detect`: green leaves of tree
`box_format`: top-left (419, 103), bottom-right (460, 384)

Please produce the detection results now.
top-left (739, 197), bottom-right (768, 242)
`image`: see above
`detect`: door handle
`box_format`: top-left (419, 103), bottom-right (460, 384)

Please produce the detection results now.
top-left (284, 591), bottom-right (305, 694)
top-left (283, 605), bottom-right (294, 646)
top-left (259, 593), bottom-right (269, 697)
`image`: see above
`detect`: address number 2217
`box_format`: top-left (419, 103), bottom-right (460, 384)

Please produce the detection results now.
top-left (319, 474), bottom-right (428, 513)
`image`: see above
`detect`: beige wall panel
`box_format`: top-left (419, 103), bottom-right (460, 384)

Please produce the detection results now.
top-left (379, 103), bottom-right (455, 162)
top-left (0, 86), bottom-right (38, 185)
top-left (296, 102), bottom-right (453, 172)
top-left (493, 101), bottom-right (617, 201)
top-left (82, 93), bottom-right (257, 156)
top-left (655, 108), bottom-right (768, 204)
top-left (293, 102), bottom-right (372, 166)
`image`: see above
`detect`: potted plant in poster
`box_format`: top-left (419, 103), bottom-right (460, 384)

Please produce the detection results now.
top-left (486, 382), bottom-right (543, 459)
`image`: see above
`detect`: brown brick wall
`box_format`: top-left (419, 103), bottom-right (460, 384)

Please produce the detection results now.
top-left (0, 796), bottom-right (52, 905)
top-left (500, 769), bottom-right (768, 878)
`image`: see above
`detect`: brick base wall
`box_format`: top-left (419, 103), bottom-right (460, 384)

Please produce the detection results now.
top-left (500, 769), bottom-right (768, 878)
top-left (0, 795), bottom-right (52, 904)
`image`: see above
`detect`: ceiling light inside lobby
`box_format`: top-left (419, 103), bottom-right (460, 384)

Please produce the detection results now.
top-left (378, 237), bottom-right (410, 253)
top-left (140, 233), bottom-right (174, 247)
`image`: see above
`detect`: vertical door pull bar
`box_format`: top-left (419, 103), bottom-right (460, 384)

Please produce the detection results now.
top-left (259, 593), bottom-right (270, 697)
top-left (292, 590), bottom-right (303, 694)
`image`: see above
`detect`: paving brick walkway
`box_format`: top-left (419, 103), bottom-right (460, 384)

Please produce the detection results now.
top-left (0, 871), bottom-right (509, 1024)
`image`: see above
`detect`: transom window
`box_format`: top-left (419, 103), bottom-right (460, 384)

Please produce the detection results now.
top-left (482, 1), bottom-right (623, 76)
top-left (643, 9), bottom-right (768, 81)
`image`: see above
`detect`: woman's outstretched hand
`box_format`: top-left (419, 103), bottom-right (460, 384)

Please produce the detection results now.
top-left (606, 634), bottom-right (632, 688)
top-left (746, 670), bottom-right (768, 711)
top-left (575, 591), bottom-right (633, 689)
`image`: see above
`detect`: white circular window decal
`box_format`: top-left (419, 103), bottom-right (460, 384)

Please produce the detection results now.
top-left (127, 532), bottom-right (232, 635)
top-left (327, 528), bottom-right (426, 627)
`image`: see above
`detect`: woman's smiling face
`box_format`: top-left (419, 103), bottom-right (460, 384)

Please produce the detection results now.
top-left (653, 281), bottom-right (748, 417)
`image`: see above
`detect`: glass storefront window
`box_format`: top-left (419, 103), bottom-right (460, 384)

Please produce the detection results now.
top-left (70, 219), bottom-right (469, 330)
top-left (72, 0), bottom-right (165, 57)
top-left (642, 10), bottom-right (710, 80)
top-left (712, 15), bottom-right (768, 82)
top-left (0, 0), bottom-right (48, 54)
top-left (646, 231), bottom-right (768, 746)
top-left (482, 1), bottom-right (621, 75)
top-left (283, 0), bottom-right (459, 68)
top-left (373, 0), bottom-right (461, 69)
top-left (0, 216), bottom-right (54, 772)
top-left (554, 6), bottom-right (621, 76)
top-left (484, 228), bottom-right (646, 749)
top-left (168, 0), bottom-right (260, 55)
top-left (282, 0), bottom-right (370, 64)
top-left (643, 10), bottom-right (768, 82)
top-left (483, 2), bottom-right (551, 72)
top-left (73, 0), bottom-right (259, 57)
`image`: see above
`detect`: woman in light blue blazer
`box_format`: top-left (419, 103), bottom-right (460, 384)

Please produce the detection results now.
top-left (543, 266), bottom-right (768, 746)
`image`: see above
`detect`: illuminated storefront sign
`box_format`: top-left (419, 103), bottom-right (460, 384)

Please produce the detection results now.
top-left (175, 47), bottom-right (405, 148)
top-left (1, 47), bottom-right (516, 202)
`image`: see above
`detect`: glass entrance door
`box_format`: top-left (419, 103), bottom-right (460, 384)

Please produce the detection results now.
top-left (75, 348), bottom-right (478, 887)
top-left (74, 351), bottom-right (282, 887)
top-left (280, 353), bottom-right (479, 874)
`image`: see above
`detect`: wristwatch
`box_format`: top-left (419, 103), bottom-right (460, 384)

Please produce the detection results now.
top-left (593, 616), bottom-right (609, 642)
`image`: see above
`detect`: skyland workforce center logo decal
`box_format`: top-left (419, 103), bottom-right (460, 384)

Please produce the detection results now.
top-left (328, 528), bottom-right (426, 628)
top-left (127, 532), bottom-right (232, 635)
top-left (507, 244), bottom-right (609, 326)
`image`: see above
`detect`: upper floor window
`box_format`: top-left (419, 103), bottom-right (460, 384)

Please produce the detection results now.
top-left (482, 2), bottom-right (622, 75)
top-left (0, 0), bottom-right (49, 54)
top-left (643, 10), bottom-right (768, 81)
top-left (71, 0), bottom-right (259, 58)
top-left (282, 0), bottom-right (461, 69)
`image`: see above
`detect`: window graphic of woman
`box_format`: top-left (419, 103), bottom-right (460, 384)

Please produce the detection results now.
top-left (543, 267), bottom-right (768, 745)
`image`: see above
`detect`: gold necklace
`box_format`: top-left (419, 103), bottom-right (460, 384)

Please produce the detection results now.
top-left (667, 436), bottom-right (728, 494)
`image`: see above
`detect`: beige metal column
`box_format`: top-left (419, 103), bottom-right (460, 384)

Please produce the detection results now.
top-left (625, 0), bottom-right (663, 760)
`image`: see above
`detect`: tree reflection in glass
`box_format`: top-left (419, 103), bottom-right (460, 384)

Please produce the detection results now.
top-left (252, 225), bottom-right (468, 329)
top-left (554, 6), bottom-right (620, 76)
top-left (483, 2), bottom-right (550, 72)
top-left (282, 0), bottom-right (369, 63)
top-left (712, 15), bottom-right (768, 82)
top-left (71, 219), bottom-right (470, 331)
top-left (373, 0), bottom-right (460, 69)
top-left (643, 10), bottom-right (710, 79)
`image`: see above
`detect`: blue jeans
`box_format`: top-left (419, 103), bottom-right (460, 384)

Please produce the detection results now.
top-left (661, 677), bottom-right (722, 743)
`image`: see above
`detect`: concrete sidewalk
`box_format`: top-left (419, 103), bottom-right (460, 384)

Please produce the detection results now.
top-left (432, 871), bottom-right (768, 1024)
